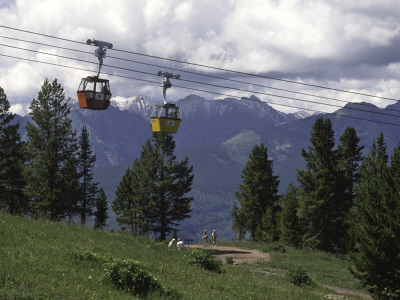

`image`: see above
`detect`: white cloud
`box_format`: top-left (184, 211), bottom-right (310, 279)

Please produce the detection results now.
top-left (1, 61), bottom-right (42, 99)
top-left (173, 2), bottom-right (193, 23)
top-left (10, 103), bottom-right (24, 115)
top-left (1, 0), bottom-right (400, 115)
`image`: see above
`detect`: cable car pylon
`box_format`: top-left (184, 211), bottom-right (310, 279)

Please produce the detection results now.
top-left (77, 39), bottom-right (113, 110)
top-left (150, 71), bottom-right (182, 134)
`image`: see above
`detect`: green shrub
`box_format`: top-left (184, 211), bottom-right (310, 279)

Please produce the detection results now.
top-left (73, 253), bottom-right (178, 298)
top-left (302, 235), bottom-right (321, 250)
top-left (186, 249), bottom-right (223, 273)
top-left (73, 250), bottom-right (100, 261)
top-left (286, 266), bottom-right (315, 287)
top-left (225, 256), bottom-right (234, 265)
top-left (268, 242), bottom-right (286, 253)
top-left (105, 259), bottom-right (162, 296)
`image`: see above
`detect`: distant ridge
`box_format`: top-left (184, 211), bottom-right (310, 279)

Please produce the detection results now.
top-left (13, 94), bottom-right (400, 238)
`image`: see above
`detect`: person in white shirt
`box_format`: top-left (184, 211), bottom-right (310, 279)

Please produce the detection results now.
top-left (168, 238), bottom-right (175, 248)
top-left (177, 238), bottom-right (184, 251)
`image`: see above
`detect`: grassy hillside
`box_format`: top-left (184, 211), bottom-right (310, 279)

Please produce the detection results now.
top-left (0, 213), bottom-right (367, 299)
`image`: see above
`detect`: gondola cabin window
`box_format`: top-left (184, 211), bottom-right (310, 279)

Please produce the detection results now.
top-left (152, 104), bottom-right (180, 119)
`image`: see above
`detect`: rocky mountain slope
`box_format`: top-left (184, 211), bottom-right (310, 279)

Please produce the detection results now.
top-left (14, 95), bottom-right (400, 239)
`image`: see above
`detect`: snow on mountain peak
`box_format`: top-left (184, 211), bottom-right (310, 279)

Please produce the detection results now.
top-left (111, 95), bottom-right (150, 110)
top-left (290, 110), bottom-right (313, 119)
top-left (111, 95), bottom-right (159, 118)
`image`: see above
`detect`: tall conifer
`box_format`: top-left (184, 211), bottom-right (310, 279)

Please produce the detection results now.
top-left (280, 184), bottom-right (301, 247)
top-left (337, 127), bottom-right (364, 209)
top-left (141, 134), bottom-right (194, 241)
top-left (0, 86), bottom-right (27, 214)
top-left (231, 202), bottom-right (247, 241)
top-left (234, 143), bottom-right (279, 240)
top-left (336, 127), bottom-right (364, 249)
top-left (24, 79), bottom-right (79, 221)
top-left (77, 126), bottom-right (98, 225)
top-left (297, 118), bottom-right (345, 251)
top-left (112, 162), bottom-right (150, 236)
top-left (351, 133), bottom-right (399, 298)
top-left (94, 188), bottom-right (108, 229)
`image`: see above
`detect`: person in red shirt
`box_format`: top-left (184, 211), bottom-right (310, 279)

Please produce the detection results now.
top-left (212, 230), bottom-right (217, 246)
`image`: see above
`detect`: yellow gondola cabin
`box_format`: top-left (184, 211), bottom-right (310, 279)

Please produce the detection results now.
top-left (151, 103), bottom-right (181, 134)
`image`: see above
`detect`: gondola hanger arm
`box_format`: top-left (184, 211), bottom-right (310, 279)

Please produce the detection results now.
top-left (87, 39), bottom-right (113, 76)
top-left (158, 71), bottom-right (180, 104)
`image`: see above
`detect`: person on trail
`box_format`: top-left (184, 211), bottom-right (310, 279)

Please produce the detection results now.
top-left (177, 238), bottom-right (184, 251)
top-left (202, 230), bottom-right (208, 246)
top-left (212, 230), bottom-right (217, 246)
top-left (168, 238), bottom-right (175, 248)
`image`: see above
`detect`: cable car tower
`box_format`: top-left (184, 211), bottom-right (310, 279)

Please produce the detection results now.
top-left (77, 39), bottom-right (113, 110)
top-left (150, 71), bottom-right (182, 134)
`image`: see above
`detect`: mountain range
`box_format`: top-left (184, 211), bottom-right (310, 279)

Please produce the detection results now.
top-left (14, 94), bottom-right (400, 240)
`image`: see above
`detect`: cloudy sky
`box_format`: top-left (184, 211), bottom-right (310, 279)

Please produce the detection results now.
top-left (1, 0), bottom-right (400, 116)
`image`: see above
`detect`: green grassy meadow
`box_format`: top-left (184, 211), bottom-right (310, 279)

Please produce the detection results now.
top-left (0, 213), bottom-right (368, 299)
top-left (219, 241), bottom-right (365, 291)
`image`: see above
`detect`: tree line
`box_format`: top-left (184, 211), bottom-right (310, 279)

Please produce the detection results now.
top-left (0, 79), bottom-right (108, 228)
top-left (0, 78), bottom-right (195, 241)
top-left (2, 77), bottom-right (398, 297)
top-left (232, 117), bottom-right (399, 299)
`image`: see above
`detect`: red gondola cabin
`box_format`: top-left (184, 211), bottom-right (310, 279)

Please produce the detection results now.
top-left (77, 76), bottom-right (111, 110)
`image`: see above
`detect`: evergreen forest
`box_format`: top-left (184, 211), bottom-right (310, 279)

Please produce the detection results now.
top-left (1, 80), bottom-right (399, 298)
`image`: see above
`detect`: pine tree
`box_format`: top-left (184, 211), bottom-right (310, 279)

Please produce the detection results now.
top-left (350, 133), bottom-right (399, 298)
top-left (112, 162), bottom-right (150, 236)
top-left (94, 188), bottom-right (108, 229)
top-left (351, 133), bottom-right (387, 212)
top-left (234, 143), bottom-right (280, 241)
top-left (297, 118), bottom-right (345, 252)
top-left (0, 86), bottom-right (27, 214)
top-left (231, 202), bottom-right (247, 241)
top-left (336, 127), bottom-right (364, 250)
top-left (24, 79), bottom-right (79, 221)
top-left (77, 126), bottom-right (98, 225)
top-left (337, 127), bottom-right (364, 210)
top-left (280, 184), bottom-right (301, 247)
top-left (138, 134), bottom-right (194, 241)
top-left (376, 132), bottom-right (388, 173)
top-left (256, 206), bottom-right (278, 243)
top-left (113, 167), bottom-right (136, 234)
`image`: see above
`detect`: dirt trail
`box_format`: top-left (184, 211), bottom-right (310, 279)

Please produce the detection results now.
top-left (190, 245), bottom-right (270, 264)
top-left (190, 244), bottom-right (270, 264)
top-left (189, 244), bottom-right (371, 299)
top-left (321, 285), bottom-right (371, 299)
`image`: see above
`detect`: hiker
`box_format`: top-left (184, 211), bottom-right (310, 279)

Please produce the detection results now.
top-left (177, 238), bottom-right (184, 251)
top-left (212, 230), bottom-right (217, 246)
top-left (168, 238), bottom-right (175, 248)
top-left (202, 230), bottom-right (208, 246)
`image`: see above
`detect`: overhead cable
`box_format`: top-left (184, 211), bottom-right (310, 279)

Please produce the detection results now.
top-left (1, 24), bottom-right (399, 103)
top-left (1, 42), bottom-right (400, 120)
top-left (2, 33), bottom-right (398, 114)
top-left (1, 52), bottom-right (400, 128)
